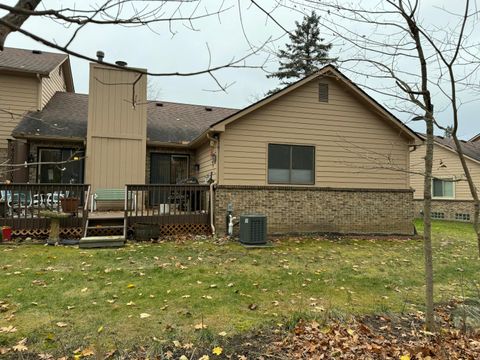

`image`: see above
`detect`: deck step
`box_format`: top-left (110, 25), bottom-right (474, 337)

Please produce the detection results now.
top-left (79, 235), bottom-right (125, 249)
top-left (87, 225), bottom-right (124, 229)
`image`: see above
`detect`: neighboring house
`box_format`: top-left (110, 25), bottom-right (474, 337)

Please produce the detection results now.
top-left (8, 53), bottom-right (420, 235)
top-left (410, 134), bottom-right (480, 222)
top-left (0, 47), bottom-right (74, 181)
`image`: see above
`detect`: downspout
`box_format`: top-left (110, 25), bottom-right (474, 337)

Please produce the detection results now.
top-left (210, 180), bottom-right (217, 235)
top-left (207, 132), bottom-right (218, 236)
top-left (36, 74), bottom-right (42, 110)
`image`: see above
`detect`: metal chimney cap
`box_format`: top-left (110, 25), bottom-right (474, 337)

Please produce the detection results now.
top-left (115, 60), bottom-right (127, 67)
top-left (96, 50), bottom-right (105, 62)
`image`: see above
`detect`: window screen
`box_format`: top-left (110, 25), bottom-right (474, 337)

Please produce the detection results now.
top-left (268, 144), bottom-right (314, 184)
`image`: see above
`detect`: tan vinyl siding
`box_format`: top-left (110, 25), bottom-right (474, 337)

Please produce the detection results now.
top-left (41, 65), bottom-right (67, 107)
top-left (85, 64), bottom-right (147, 191)
top-left (0, 74), bottom-right (38, 150)
top-left (410, 143), bottom-right (480, 200)
top-left (218, 77), bottom-right (411, 188)
top-left (196, 141), bottom-right (215, 183)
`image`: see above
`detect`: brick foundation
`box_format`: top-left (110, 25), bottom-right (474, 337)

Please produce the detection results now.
top-left (215, 185), bottom-right (415, 236)
top-left (414, 199), bottom-right (475, 222)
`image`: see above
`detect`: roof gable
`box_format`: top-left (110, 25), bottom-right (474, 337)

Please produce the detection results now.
top-left (210, 65), bottom-right (420, 142)
top-left (0, 47), bottom-right (68, 76)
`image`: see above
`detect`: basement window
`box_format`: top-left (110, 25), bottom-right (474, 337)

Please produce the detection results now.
top-left (268, 144), bottom-right (315, 185)
top-left (318, 83), bottom-right (329, 103)
top-left (431, 212), bottom-right (445, 219)
top-left (432, 178), bottom-right (454, 199)
top-left (455, 213), bottom-right (470, 221)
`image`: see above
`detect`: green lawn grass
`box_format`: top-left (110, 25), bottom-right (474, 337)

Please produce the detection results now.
top-left (1, 220), bottom-right (479, 354)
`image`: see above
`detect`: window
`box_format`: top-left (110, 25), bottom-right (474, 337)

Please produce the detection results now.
top-left (432, 178), bottom-right (454, 198)
top-left (38, 148), bottom-right (84, 183)
top-left (268, 144), bottom-right (314, 184)
top-left (150, 154), bottom-right (189, 184)
top-left (431, 212), bottom-right (445, 219)
top-left (455, 213), bottom-right (470, 221)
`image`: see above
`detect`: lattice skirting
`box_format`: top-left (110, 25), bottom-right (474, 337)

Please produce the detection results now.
top-left (13, 227), bottom-right (84, 239)
top-left (11, 224), bottom-right (211, 240)
top-left (158, 223), bottom-right (211, 236)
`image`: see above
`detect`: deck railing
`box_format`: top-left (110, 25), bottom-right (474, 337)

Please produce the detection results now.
top-left (125, 184), bottom-right (210, 225)
top-left (0, 183), bottom-right (90, 229)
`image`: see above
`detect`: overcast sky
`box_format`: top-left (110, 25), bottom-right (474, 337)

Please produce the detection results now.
top-left (2, 0), bottom-right (479, 139)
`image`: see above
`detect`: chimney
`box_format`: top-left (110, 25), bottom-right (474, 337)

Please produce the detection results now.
top-left (96, 50), bottom-right (105, 62)
top-left (85, 62), bottom-right (147, 191)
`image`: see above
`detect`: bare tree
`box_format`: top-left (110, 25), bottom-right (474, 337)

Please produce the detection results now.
top-left (266, 0), bottom-right (480, 330)
top-left (0, 0), bottom-right (273, 91)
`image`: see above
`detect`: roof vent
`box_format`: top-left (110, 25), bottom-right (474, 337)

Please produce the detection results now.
top-left (96, 50), bottom-right (105, 62)
top-left (32, 50), bottom-right (42, 55)
top-left (115, 60), bottom-right (127, 67)
top-left (156, 102), bottom-right (163, 107)
top-left (205, 107), bottom-right (213, 111)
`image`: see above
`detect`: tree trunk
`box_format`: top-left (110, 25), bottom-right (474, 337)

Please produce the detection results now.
top-left (0, 0), bottom-right (42, 50)
top-left (423, 117), bottom-right (435, 330)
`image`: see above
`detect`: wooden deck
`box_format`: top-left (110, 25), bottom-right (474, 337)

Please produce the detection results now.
top-left (0, 184), bottom-right (212, 239)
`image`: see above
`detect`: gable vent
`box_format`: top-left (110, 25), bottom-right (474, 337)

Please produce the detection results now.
top-left (318, 83), bottom-right (329, 103)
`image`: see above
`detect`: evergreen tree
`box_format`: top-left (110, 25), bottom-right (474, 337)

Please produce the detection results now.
top-left (267, 12), bottom-right (334, 94)
top-left (444, 125), bottom-right (453, 138)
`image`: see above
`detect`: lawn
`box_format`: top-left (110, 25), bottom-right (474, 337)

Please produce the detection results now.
top-left (1, 220), bottom-right (479, 355)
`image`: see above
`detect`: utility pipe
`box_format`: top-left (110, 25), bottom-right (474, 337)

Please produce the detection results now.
top-left (206, 131), bottom-right (219, 236)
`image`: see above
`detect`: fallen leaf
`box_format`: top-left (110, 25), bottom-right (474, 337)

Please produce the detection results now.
top-left (0, 325), bottom-right (17, 333)
top-left (212, 346), bottom-right (223, 355)
top-left (194, 323), bottom-right (208, 330)
top-left (13, 338), bottom-right (28, 352)
top-left (81, 348), bottom-right (95, 356)
top-left (56, 322), bottom-right (68, 328)
top-left (218, 331), bottom-right (227, 337)
top-left (140, 313), bottom-right (151, 319)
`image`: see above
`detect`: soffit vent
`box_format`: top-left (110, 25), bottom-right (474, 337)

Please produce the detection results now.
top-left (319, 83), bottom-right (329, 103)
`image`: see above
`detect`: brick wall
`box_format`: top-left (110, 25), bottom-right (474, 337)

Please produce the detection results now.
top-left (414, 199), bottom-right (474, 222)
top-left (215, 186), bottom-right (415, 235)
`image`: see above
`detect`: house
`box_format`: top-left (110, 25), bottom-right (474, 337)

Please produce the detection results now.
top-left (0, 47), bottom-right (74, 181)
top-left (3, 48), bottom-right (421, 236)
top-left (410, 134), bottom-right (480, 222)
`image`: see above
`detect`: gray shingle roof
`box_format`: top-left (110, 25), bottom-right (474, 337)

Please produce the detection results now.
top-left (0, 47), bottom-right (68, 75)
top-left (433, 135), bottom-right (480, 162)
top-left (13, 92), bottom-right (237, 144)
top-left (418, 133), bottom-right (480, 162)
